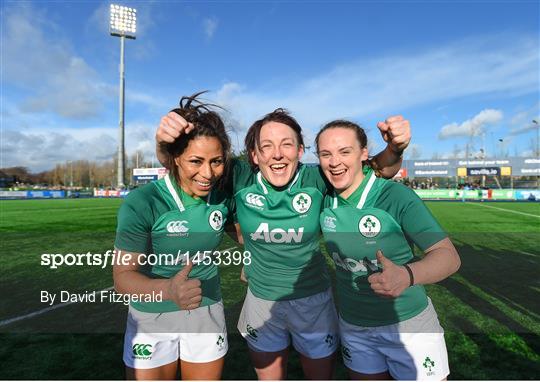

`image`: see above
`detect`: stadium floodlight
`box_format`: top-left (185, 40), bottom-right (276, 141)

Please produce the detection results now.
top-left (69, 160), bottom-right (73, 188)
top-left (109, 4), bottom-right (137, 39)
top-left (534, 120), bottom-right (539, 157)
top-left (109, 4), bottom-right (137, 189)
top-left (534, 120), bottom-right (539, 190)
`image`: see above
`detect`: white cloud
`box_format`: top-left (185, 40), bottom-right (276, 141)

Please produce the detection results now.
top-left (1, 123), bottom-right (157, 172)
top-left (211, 34), bottom-right (537, 143)
top-left (126, 90), bottom-right (170, 111)
top-left (86, 3), bottom-right (112, 38)
top-left (508, 105), bottom-right (540, 135)
top-left (2, 3), bottom-right (164, 122)
top-left (510, 121), bottom-right (540, 136)
top-left (203, 17), bottom-right (218, 40)
top-left (1, 129), bottom-right (116, 171)
top-left (438, 109), bottom-right (503, 139)
top-left (3, 15), bottom-right (538, 170)
top-left (510, 111), bottom-right (529, 126)
top-left (1, 3), bottom-right (107, 119)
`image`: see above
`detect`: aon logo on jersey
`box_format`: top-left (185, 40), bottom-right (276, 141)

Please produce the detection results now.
top-left (250, 223), bottom-right (304, 243)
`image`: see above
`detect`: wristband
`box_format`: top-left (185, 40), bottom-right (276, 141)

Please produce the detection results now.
top-left (403, 264), bottom-right (414, 287)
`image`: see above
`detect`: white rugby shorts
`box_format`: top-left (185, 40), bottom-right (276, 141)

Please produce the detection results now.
top-left (123, 302), bottom-right (228, 369)
top-left (237, 288), bottom-right (339, 359)
top-left (339, 298), bottom-right (449, 380)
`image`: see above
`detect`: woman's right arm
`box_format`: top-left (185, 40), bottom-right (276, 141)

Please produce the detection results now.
top-left (367, 238), bottom-right (460, 298)
top-left (405, 238), bottom-right (460, 285)
top-left (155, 112), bottom-right (195, 166)
top-left (232, 223), bottom-right (248, 283)
top-left (113, 250), bottom-right (202, 310)
top-left (368, 184), bottom-right (460, 298)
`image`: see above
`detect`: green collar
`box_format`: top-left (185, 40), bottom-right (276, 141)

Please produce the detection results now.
top-left (165, 174), bottom-right (207, 211)
top-left (255, 164), bottom-right (302, 194)
top-left (333, 166), bottom-right (375, 208)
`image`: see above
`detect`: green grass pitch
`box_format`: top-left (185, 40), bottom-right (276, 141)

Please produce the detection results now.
top-left (0, 198), bottom-right (539, 379)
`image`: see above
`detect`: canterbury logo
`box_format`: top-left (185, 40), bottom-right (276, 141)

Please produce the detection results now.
top-left (246, 324), bottom-right (258, 340)
top-left (246, 193), bottom-right (265, 207)
top-left (342, 345), bottom-right (352, 361)
top-left (166, 220), bottom-right (189, 233)
top-left (132, 344), bottom-right (152, 357)
top-left (324, 216), bottom-right (336, 229)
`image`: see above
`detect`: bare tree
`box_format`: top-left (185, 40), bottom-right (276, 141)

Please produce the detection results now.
top-left (528, 137), bottom-right (539, 157)
top-left (452, 144), bottom-right (461, 159)
top-left (130, 150), bottom-right (145, 169)
top-left (403, 144), bottom-right (420, 160)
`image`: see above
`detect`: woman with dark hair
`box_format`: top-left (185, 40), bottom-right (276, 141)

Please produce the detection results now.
top-left (114, 93), bottom-right (233, 380)
top-left (316, 120), bottom-right (460, 380)
top-left (156, 100), bottom-right (410, 379)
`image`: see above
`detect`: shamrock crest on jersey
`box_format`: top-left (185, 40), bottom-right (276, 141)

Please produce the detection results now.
top-left (209, 210), bottom-right (223, 231)
top-left (423, 356), bottom-right (435, 375)
top-left (292, 192), bottom-right (312, 214)
top-left (325, 334), bottom-right (335, 347)
top-left (216, 335), bottom-right (225, 349)
top-left (358, 215), bottom-right (381, 238)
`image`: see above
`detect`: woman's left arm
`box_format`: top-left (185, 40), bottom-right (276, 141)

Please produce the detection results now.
top-left (370, 115), bottom-right (411, 179)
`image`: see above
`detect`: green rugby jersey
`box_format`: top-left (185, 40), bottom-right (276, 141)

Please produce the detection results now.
top-left (320, 168), bottom-right (447, 326)
top-left (233, 160), bottom-right (331, 301)
top-left (115, 174), bottom-right (231, 313)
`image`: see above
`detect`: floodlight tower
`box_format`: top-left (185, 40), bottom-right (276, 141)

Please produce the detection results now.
top-left (533, 120), bottom-right (539, 157)
top-left (533, 119), bottom-right (539, 190)
top-left (109, 4), bottom-right (136, 188)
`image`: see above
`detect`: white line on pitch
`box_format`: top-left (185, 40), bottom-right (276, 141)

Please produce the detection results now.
top-left (0, 287), bottom-right (115, 328)
top-left (0, 246), bottom-right (239, 328)
top-left (467, 203), bottom-right (540, 218)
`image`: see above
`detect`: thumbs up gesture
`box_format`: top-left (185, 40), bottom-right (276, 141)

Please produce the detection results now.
top-left (367, 250), bottom-right (410, 298)
top-left (166, 260), bottom-right (202, 310)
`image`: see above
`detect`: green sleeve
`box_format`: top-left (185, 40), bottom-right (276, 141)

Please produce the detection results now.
top-left (114, 190), bottom-right (153, 254)
top-left (381, 182), bottom-right (447, 251)
top-left (231, 158), bottom-right (256, 193)
top-left (224, 195), bottom-right (237, 223)
top-left (301, 164), bottom-right (330, 194)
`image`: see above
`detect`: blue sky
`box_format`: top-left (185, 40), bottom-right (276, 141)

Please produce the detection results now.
top-left (2, 0), bottom-right (539, 171)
